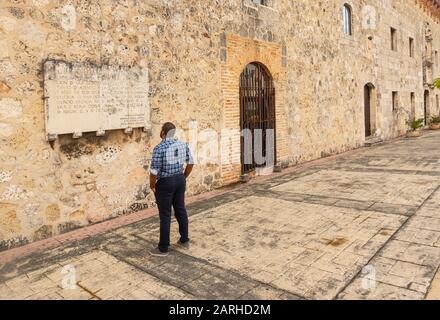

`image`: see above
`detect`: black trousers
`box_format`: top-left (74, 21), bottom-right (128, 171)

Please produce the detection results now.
top-left (155, 174), bottom-right (189, 252)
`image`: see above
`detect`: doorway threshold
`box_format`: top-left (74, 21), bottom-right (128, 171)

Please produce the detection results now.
top-left (364, 136), bottom-right (384, 147)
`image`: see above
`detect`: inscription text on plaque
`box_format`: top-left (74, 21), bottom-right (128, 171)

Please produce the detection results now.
top-left (44, 60), bottom-right (150, 140)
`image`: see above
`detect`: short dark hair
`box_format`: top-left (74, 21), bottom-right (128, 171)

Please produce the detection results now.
top-left (161, 122), bottom-right (176, 138)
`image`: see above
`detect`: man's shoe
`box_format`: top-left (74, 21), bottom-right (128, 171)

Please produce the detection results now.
top-left (176, 240), bottom-right (190, 250)
top-left (149, 247), bottom-right (169, 257)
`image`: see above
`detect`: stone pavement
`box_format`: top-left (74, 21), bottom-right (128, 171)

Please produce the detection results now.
top-left (1, 131), bottom-right (440, 300)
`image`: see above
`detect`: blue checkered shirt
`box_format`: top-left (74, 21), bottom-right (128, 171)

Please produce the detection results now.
top-left (150, 138), bottom-right (194, 179)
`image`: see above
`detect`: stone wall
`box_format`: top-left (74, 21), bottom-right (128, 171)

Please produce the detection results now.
top-left (1, 0), bottom-right (440, 251)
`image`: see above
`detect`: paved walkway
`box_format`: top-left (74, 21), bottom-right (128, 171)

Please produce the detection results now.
top-left (1, 131), bottom-right (440, 300)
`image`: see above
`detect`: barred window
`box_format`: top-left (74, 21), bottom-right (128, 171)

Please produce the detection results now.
top-left (343, 4), bottom-right (352, 36)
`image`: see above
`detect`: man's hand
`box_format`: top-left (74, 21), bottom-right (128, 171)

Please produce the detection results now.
top-left (184, 164), bottom-right (194, 179)
top-left (149, 173), bottom-right (157, 193)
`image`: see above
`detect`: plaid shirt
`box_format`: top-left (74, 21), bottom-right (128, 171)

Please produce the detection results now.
top-left (150, 138), bottom-right (193, 179)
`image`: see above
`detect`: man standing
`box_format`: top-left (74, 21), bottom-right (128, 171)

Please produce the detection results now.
top-left (149, 122), bottom-right (194, 257)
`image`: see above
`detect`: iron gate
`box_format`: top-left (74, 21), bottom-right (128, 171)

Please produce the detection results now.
top-left (239, 63), bottom-right (276, 174)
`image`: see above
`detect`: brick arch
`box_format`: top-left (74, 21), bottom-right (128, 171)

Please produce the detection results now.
top-left (229, 54), bottom-right (284, 84)
top-left (220, 34), bottom-right (288, 184)
top-left (243, 60), bottom-right (274, 79)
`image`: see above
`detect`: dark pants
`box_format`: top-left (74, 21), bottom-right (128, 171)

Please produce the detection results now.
top-left (155, 174), bottom-right (189, 252)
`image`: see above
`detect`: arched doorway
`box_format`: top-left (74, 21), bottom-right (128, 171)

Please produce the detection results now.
top-left (364, 83), bottom-right (376, 138)
top-left (239, 62), bottom-right (276, 174)
top-left (424, 90), bottom-right (430, 125)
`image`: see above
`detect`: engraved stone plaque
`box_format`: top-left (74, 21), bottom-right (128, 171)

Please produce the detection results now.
top-left (44, 60), bottom-right (150, 140)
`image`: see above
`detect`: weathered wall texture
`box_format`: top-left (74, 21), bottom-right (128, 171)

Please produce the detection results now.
top-left (1, 0), bottom-right (440, 250)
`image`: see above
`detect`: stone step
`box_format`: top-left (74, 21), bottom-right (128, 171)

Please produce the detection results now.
top-left (364, 137), bottom-right (384, 147)
top-left (256, 166), bottom-right (274, 176)
top-left (240, 166), bottom-right (275, 182)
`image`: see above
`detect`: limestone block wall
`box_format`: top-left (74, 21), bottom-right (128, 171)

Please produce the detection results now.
top-left (0, 0), bottom-right (440, 250)
top-left (0, 0), bottom-right (228, 250)
top-left (280, 0), bottom-right (440, 165)
top-left (372, 0), bottom-right (440, 138)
